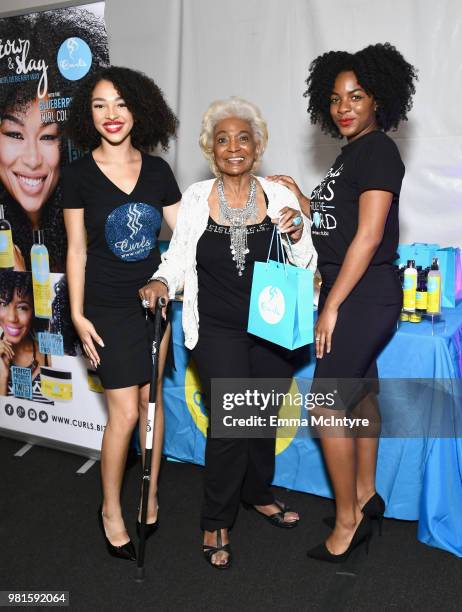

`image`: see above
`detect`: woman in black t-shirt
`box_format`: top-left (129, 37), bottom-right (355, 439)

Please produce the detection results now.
top-left (59, 67), bottom-right (181, 561)
top-left (267, 43), bottom-right (417, 562)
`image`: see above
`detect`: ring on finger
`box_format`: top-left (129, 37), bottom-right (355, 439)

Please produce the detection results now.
top-left (141, 298), bottom-right (150, 308)
top-left (292, 216), bottom-right (302, 227)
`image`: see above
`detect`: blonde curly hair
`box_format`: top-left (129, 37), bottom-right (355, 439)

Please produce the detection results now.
top-left (199, 96), bottom-right (268, 177)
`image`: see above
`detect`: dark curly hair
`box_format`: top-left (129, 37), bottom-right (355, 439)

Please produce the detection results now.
top-left (0, 271), bottom-right (33, 304)
top-left (0, 7), bottom-right (110, 271)
top-left (0, 7), bottom-right (109, 140)
top-left (2, 195), bottom-right (67, 272)
top-left (65, 66), bottom-right (179, 151)
top-left (304, 42), bottom-right (418, 138)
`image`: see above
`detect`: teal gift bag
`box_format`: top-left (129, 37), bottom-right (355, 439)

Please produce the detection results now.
top-left (247, 227), bottom-right (314, 349)
top-left (436, 247), bottom-right (462, 308)
top-left (396, 243), bottom-right (440, 268)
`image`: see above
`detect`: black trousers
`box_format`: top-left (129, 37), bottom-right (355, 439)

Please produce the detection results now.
top-left (192, 323), bottom-right (294, 531)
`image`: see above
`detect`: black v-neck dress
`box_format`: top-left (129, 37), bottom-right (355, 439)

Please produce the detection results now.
top-left (59, 152), bottom-right (181, 389)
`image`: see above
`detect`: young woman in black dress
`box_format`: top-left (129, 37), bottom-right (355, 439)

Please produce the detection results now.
top-left (60, 67), bottom-right (181, 560)
top-left (268, 43), bottom-right (417, 561)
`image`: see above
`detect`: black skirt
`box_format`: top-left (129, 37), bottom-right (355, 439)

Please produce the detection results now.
top-left (313, 264), bottom-right (402, 411)
top-left (84, 302), bottom-right (153, 390)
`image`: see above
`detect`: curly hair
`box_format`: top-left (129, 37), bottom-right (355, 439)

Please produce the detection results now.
top-left (0, 8), bottom-right (109, 124)
top-left (0, 271), bottom-right (33, 304)
top-left (65, 66), bottom-right (179, 151)
top-left (0, 7), bottom-right (110, 272)
top-left (2, 194), bottom-right (67, 272)
top-left (199, 97), bottom-right (268, 177)
top-left (304, 42), bottom-right (418, 138)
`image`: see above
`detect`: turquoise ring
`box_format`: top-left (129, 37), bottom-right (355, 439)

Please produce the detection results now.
top-left (293, 216), bottom-right (302, 227)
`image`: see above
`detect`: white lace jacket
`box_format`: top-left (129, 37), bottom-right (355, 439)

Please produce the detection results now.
top-left (152, 177), bottom-right (317, 349)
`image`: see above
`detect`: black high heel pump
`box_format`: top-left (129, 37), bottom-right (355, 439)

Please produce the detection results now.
top-left (323, 492), bottom-right (385, 535)
top-left (307, 515), bottom-right (372, 563)
top-left (362, 493), bottom-right (385, 536)
top-left (136, 518), bottom-right (158, 540)
top-left (98, 506), bottom-right (136, 561)
top-left (136, 501), bottom-right (159, 540)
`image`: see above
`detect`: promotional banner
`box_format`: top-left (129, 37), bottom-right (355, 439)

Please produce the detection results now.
top-left (0, 3), bottom-right (110, 455)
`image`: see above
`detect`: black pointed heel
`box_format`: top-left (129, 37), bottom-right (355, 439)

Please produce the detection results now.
top-left (243, 499), bottom-right (299, 529)
top-left (323, 492), bottom-right (385, 535)
top-left (307, 515), bottom-right (372, 563)
top-left (203, 529), bottom-right (232, 570)
top-left (362, 493), bottom-right (385, 536)
top-left (136, 500), bottom-right (159, 540)
top-left (98, 506), bottom-right (136, 561)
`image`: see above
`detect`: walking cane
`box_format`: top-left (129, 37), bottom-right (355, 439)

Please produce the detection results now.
top-left (135, 296), bottom-right (166, 582)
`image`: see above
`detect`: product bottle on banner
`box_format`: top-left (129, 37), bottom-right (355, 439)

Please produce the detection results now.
top-left (427, 258), bottom-right (442, 314)
top-left (31, 229), bottom-right (52, 318)
top-left (0, 204), bottom-right (14, 270)
top-left (416, 271), bottom-right (428, 312)
top-left (403, 260), bottom-right (417, 312)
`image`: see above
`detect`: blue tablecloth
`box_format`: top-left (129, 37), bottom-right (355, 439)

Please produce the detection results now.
top-left (162, 302), bottom-right (462, 557)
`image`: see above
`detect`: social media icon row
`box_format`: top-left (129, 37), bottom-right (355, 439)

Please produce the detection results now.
top-left (4, 404), bottom-right (48, 423)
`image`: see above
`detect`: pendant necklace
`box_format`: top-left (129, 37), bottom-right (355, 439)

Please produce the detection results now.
top-left (217, 176), bottom-right (258, 276)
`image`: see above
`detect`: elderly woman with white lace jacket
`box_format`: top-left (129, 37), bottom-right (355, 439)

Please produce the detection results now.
top-left (139, 97), bottom-right (317, 570)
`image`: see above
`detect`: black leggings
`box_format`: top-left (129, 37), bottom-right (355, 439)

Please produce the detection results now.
top-left (192, 322), bottom-right (294, 531)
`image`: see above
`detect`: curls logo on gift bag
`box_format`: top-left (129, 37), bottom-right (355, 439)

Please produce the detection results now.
top-left (258, 286), bottom-right (286, 325)
top-left (248, 226), bottom-right (314, 350)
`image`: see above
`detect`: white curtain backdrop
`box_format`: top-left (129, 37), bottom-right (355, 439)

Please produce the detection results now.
top-left (104, 0), bottom-right (462, 246)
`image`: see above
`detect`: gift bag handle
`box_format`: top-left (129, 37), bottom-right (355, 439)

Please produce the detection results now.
top-left (267, 224), bottom-right (288, 276)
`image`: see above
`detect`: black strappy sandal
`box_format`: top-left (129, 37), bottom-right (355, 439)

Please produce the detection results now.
top-left (203, 529), bottom-right (232, 570)
top-left (244, 499), bottom-right (299, 529)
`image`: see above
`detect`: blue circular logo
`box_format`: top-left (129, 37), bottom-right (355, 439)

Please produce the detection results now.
top-left (105, 203), bottom-right (161, 262)
top-left (57, 37), bottom-right (92, 81)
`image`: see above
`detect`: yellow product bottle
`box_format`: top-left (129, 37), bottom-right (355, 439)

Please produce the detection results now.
top-left (400, 311), bottom-right (410, 322)
top-left (427, 258), bottom-right (442, 314)
top-left (31, 229), bottom-right (52, 319)
top-left (0, 204), bottom-right (14, 269)
top-left (403, 260), bottom-right (417, 312)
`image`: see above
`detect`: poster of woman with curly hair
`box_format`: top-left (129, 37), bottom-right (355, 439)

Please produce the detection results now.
top-left (0, 4), bottom-right (109, 272)
top-left (0, 2), bottom-right (110, 452)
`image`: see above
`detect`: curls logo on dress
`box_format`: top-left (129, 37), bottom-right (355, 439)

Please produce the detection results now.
top-left (105, 202), bottom-right (161, 262)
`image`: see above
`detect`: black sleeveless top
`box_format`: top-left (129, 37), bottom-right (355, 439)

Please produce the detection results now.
top-left (196, 195), bottom-right (278, 329)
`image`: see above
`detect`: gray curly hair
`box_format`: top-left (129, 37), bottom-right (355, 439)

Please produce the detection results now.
top-left (199, 96), bottom-right (268, 177)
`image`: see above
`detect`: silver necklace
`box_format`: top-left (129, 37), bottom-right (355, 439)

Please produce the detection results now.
top-left (217, 176), bottom-right (258, 276)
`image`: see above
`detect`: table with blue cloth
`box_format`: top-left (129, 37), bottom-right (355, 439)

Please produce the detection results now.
top-left (162, 302), bottom-right (462, 558)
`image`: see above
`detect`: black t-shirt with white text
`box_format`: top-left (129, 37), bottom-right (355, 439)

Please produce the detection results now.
top-left (310, 130), bottom-right (404, 267)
